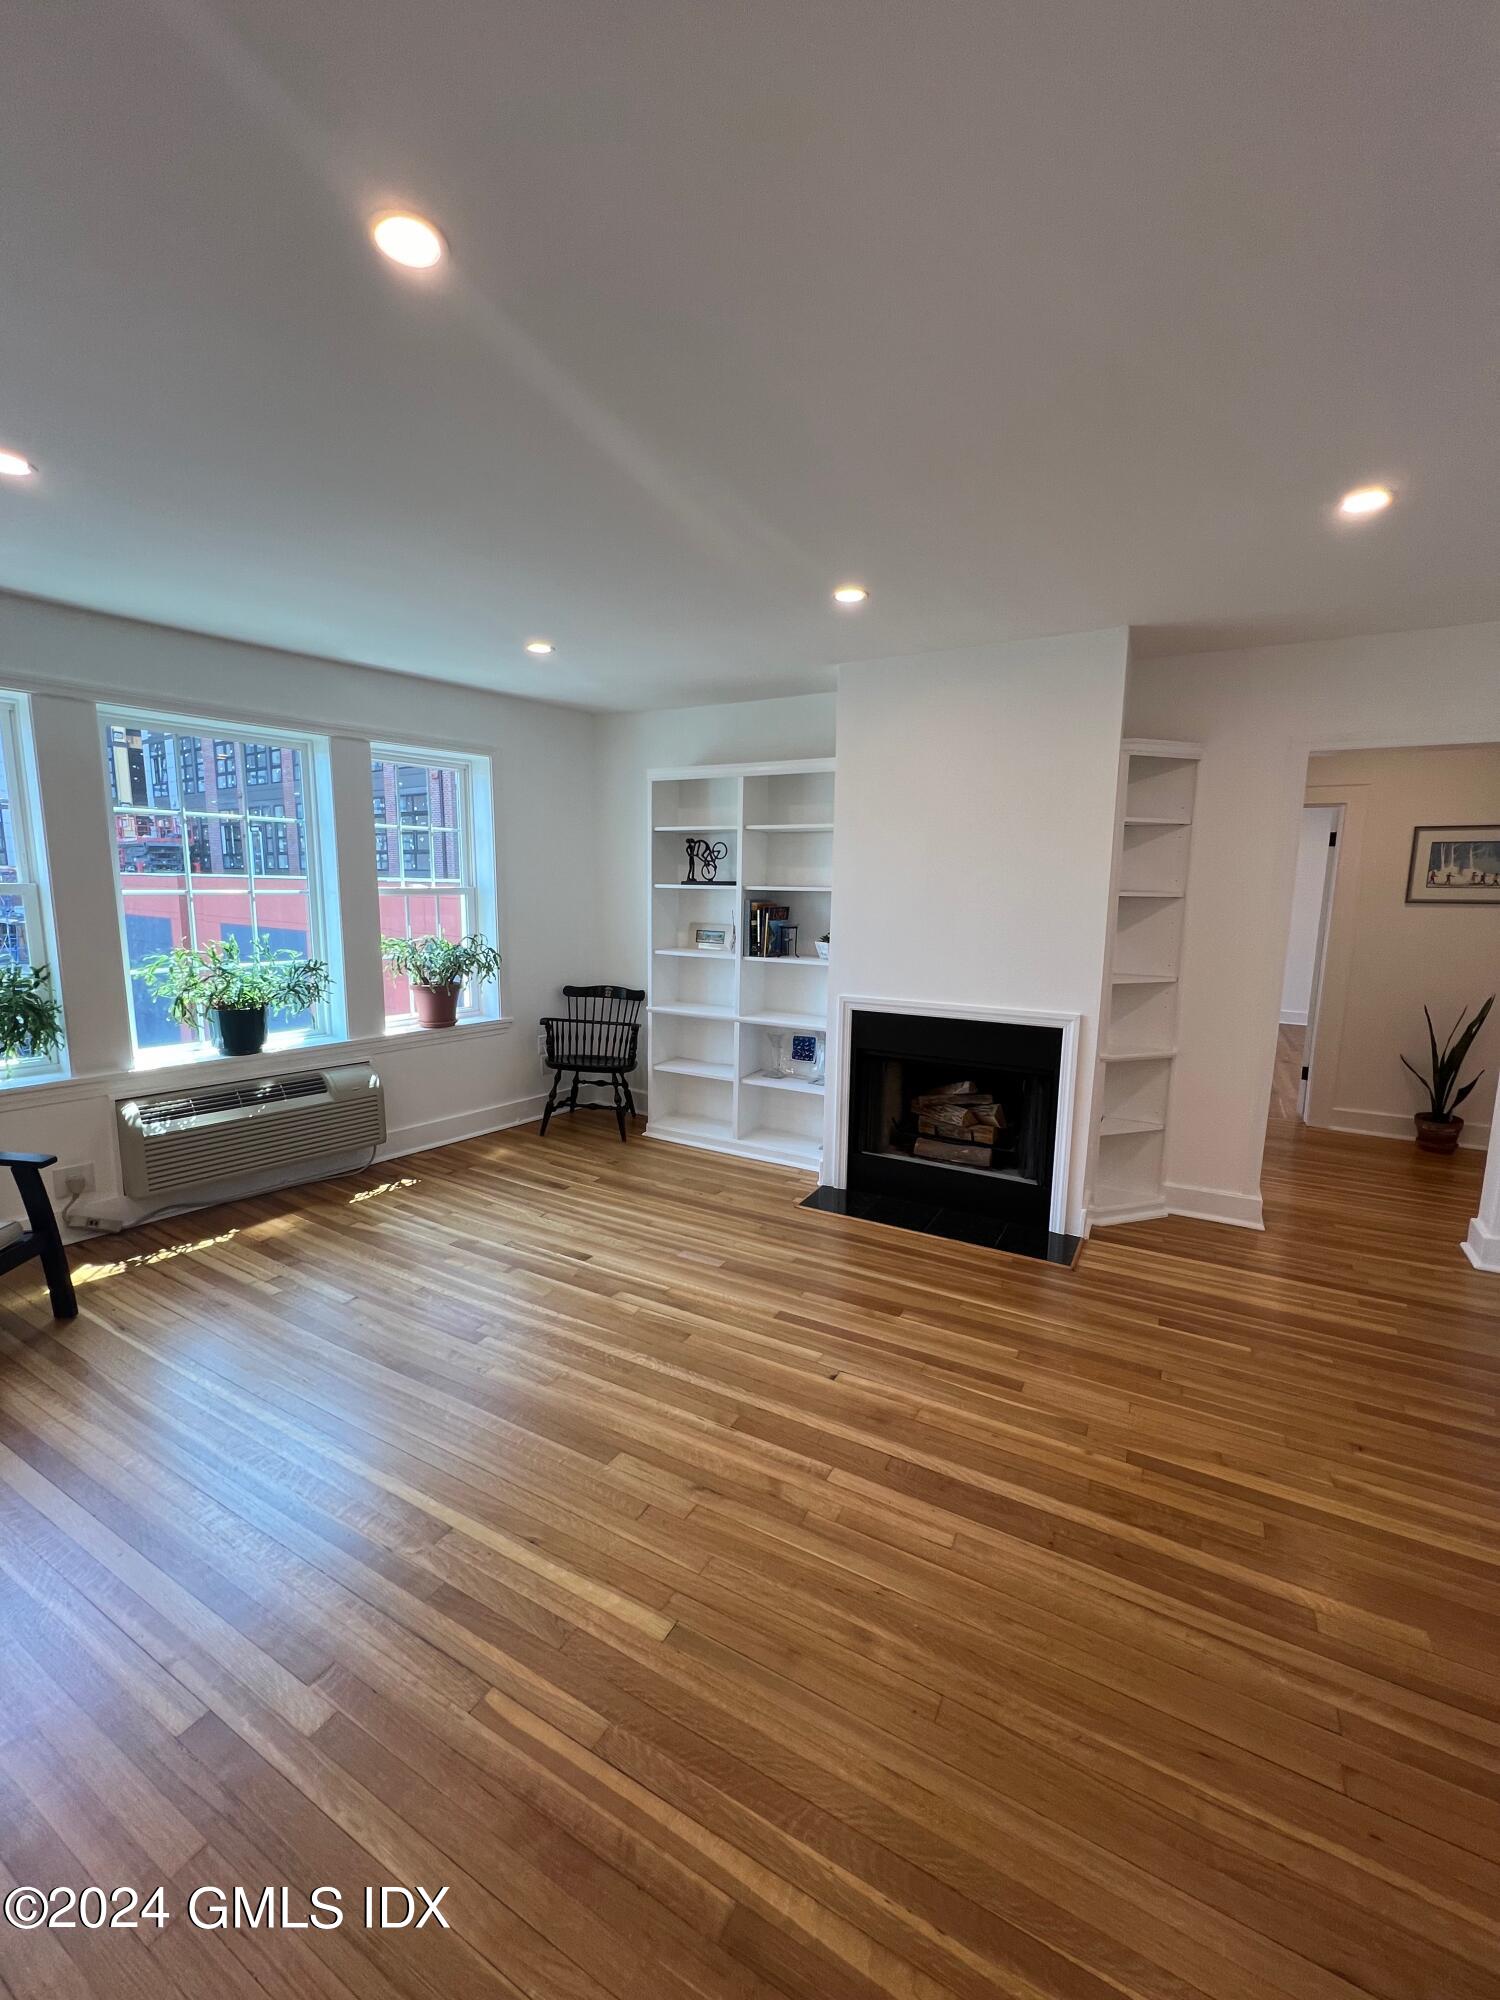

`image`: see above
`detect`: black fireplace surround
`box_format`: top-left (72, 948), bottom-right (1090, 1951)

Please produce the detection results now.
top-left (801, 1008), bottom-right (1080, 1265)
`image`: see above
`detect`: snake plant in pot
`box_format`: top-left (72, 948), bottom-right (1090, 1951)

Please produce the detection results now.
top-left (1401, 995), bottom-right (1494, 1154)
top-left (140, 936), bottom-right (332, 1057)
top-left (0, 963), bottom-right (64, 1072)
top-left (381, 933), bottom-right (502, 1028)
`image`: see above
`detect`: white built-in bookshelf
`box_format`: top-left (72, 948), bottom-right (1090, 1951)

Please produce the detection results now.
top-left (1089, 738), bottom-right (1202, 1226)
top-left (646, 758), bottom-right (835, 1170)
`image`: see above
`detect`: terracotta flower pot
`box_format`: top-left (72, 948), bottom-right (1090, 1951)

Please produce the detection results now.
top-left (413, 980), bottom-right (461, 1029)
top-left (1414, 1113), bottom-right (1463, 1155)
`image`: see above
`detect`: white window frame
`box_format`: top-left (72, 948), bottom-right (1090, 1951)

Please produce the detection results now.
top-left (100, 706), bottom-right (342, 1067)
top-left (0, 692), bottom-right (66, 1085)
top-left (371, 744), bottom-right (498, 1026)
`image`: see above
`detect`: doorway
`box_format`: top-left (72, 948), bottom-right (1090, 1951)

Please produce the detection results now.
top-left (1271, 803), bottom-right (1340, 1128)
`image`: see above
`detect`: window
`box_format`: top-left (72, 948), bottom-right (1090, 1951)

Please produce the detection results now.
top-left (0, 695), bottom-right (65, 1081)
top-left (372, 748), bottom-right (492, 1023)
top-left (148, 737), bottom-right (172, 804)
top-left (245, 744), bottom-right (282, 788)
top-left (252, 820), bottom-right (291, 875)
top-left (103, 714), bottom-right (332, 1056)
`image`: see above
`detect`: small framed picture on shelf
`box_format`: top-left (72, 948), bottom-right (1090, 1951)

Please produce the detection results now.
top-left (767, 919), bottom-right (799, 959)
top-left (768, 1029), bottom-right (825, 1082)
top-left (692, 922), bottom-right (733, 951)
top-left (790, 1032), bottom-right (824, 1082)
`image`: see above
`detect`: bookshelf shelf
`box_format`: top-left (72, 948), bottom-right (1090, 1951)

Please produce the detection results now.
top-left (741, 1071), bottom-right (825, 1096)
top-left (646, 758), bottom-right (835, 1172)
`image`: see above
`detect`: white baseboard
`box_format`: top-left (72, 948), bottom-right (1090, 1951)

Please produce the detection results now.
top-left (1087, 1199), bottom-right (1169, 1229)
top-left (1463, 1216), bottom-right (1500, 1273)
top-left (1162, 1181), bottom-right (1265, 1230)
top-left (1325, 1106), bottom-right (1490, 1151)
top-left (1279, 1009), bottom-right (1308, 1027)
top-left (380, 1090), bottom-right (548, 1161)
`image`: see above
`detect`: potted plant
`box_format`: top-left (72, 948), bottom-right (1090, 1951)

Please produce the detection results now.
top-left (816, 932), bottom-right (831, 962)
top-left (140, 936), bottom-right (332, 1057)
top-left (1401, 995), bottom-right (1494, 1154)
top-left (381, 933), bottom-right (502, 1028)
top-left (0, 963), bottom-right (64, 1071)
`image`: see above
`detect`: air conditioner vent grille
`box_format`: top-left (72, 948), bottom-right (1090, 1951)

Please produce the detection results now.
top-left (138, 1070), bottom-right (329, 1132)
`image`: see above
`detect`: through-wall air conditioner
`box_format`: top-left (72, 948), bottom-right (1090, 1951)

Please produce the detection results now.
top-left (117, 1062), bottom-right (386, 1200)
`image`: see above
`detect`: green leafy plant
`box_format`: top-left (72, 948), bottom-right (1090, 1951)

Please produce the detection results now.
top-left (0, 962), bottom-right (64, 1067)
top-left (1401, 995), bottom-right (1494, 1122)
top-left (380, 933), bottom-right (502, 990)
top-left (139, 936), bottom-right (332, 1027)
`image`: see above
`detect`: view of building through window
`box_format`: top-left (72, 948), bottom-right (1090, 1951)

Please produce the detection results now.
top-left (372, 753), bottom-right (474, 1019)
top-left (105, 716), bottom-right (323, 1049)
top-left (0, 711), bottom-right (36, 969)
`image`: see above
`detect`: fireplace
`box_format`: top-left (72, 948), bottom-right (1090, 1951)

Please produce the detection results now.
top-left (803, 1004), bottom-right (1080, 1264)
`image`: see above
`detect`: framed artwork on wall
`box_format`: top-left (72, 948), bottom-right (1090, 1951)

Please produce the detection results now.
top-left (1406, 825), bottom-right (1500, 905)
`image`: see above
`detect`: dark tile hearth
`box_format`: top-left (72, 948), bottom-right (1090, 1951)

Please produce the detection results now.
top-left (801, 1183), bottom-right (1081, 1266)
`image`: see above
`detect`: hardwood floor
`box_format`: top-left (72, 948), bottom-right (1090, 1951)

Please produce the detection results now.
top-left (0, 1114), bottom-right (1496, 2000)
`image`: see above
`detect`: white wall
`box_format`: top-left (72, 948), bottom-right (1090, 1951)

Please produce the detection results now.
top-left (1127, 620), bottom-right (1500, 1215)
top-left (1304, 745), bottom-right (1500, 1147)
top-left (1279, 806), bottom-right (1337, 1024)
top-left (827, 630), bottom-right (1130, 1234)
top-left (595, 691), bottom-right (837, 998)
top-left (0, 592), bottom-right (602, 1229)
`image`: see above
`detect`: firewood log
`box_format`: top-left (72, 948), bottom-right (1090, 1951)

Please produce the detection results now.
top-left (913, 1136), bottom-right (994, 1167)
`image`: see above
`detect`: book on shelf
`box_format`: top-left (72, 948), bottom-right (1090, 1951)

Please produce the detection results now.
top-left (745, 899), bottom-right (790, 957)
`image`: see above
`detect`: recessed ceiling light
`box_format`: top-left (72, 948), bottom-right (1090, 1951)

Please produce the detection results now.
top-left (0, 449), bottom-right (36, 479)
top-left (524, 639), bottom-right (554, 656)
top-left (370, 212), bottom-right (447, 269)
top-left (832, 583), bottom-right (868, 605)
top-left (1337, 484), bottom-right (1394, 518)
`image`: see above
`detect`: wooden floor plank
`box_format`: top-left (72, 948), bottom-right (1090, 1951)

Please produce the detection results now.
top-left (0, 1113), bottom-right (1495, 1999)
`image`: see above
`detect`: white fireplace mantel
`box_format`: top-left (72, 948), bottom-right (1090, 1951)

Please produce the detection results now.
top-left (824, 994), bottom-right (1082, 1238)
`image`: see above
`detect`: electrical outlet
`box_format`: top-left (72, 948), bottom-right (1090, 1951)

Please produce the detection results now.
top-left (53, 1161), bottom-right (95, 1200)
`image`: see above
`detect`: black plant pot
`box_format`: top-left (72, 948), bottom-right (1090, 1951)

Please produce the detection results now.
top-left (214, 1005), bottom-right (269, 1057)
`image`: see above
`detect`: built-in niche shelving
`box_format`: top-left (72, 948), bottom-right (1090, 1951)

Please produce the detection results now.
top-left (1089, 740), bottom-right (1202, 1226)
top-left (645, 759), bottom-right (835, 1171)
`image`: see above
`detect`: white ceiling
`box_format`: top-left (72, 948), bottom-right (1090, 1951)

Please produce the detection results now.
top-left (1, 2), bottom-right (1495, 710)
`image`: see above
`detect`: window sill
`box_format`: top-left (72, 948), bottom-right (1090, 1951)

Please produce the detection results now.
top-left (0, 1017), bottom-right (513, 1112)
top-left (381, 1013), bottom-right (507, 1041)
top-left (0, 1059), bottom-right (71, 1096)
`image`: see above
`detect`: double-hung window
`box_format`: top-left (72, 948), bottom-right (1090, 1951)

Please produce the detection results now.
top-left (0, 694), bottom-right (65, 1082)
top-left (371, 748), bottom-right (494, 1023)
top-left (103, 712), bottom-right (334, 1057)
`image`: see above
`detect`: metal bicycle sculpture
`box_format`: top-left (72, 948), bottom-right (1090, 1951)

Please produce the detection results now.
top-left (682, 837), bottom-right (733, 884)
